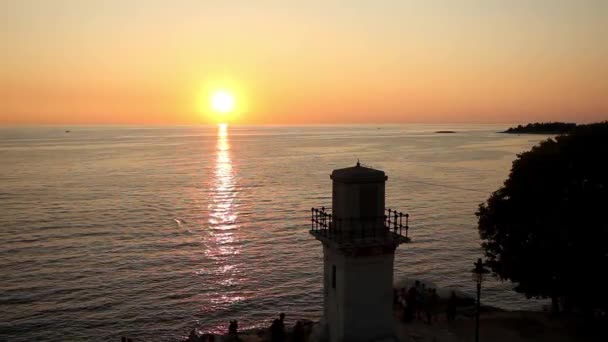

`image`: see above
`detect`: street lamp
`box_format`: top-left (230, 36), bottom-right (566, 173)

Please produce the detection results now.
top-left (471, 258), bottom-right (489, 342)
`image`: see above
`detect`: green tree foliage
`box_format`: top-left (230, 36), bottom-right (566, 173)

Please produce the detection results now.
top-left (477, 122), bottom-right (608, 313)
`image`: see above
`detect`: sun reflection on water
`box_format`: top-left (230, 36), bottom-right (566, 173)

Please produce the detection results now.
top-left (205, 123), bottom-right (240, 292)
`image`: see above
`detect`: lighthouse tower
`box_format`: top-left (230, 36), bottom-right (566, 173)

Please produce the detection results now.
top-left (310, 162), bottom-right (410, 342)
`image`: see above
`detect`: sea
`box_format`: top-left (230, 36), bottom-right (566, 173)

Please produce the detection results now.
top-left (0, 124), bottom-right (552, 341)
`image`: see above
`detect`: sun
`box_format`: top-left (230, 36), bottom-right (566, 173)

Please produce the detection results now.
top-left (198, 82), bottom-right (248, 123)
top-left (210, 90), bottom-right (235, 114)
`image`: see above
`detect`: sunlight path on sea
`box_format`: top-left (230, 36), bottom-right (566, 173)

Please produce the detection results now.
top-left (202, 124), bottom-right (243, 325)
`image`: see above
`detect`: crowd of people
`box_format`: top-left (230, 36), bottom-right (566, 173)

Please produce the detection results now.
top-left (266, 313), bottom-right (308, 342)
top-left (394, 280), bottom-right (459, 324)
top-left (185, 312), bottom-right (311, 342)
top-left (185, 283), bottom-right (462, 342)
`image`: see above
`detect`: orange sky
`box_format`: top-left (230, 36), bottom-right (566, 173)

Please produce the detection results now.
top-left (1, 0), bottom-right (607, 125)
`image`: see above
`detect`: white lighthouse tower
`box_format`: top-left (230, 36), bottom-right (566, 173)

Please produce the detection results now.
top-left (310, 162), bottom-right (410, 342)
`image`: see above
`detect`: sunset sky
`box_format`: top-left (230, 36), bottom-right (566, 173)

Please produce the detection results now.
top-left (1, 0), bottom-right (606, 125)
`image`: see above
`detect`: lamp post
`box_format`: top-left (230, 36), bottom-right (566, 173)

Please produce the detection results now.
top-left (472, 258), bottom-right (489, 342)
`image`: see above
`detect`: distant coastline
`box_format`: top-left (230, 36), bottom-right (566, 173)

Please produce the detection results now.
top-left (501, 122), bottom-right (576, 134)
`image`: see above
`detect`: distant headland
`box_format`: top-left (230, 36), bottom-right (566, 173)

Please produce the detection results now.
top-left (501, 122), bottom-right (577, 134)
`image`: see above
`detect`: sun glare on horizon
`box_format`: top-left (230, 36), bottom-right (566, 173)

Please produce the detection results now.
top-left (199, 80), bottom-right (250, 124)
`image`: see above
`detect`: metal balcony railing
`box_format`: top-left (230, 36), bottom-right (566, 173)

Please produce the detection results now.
top-left (310, 207), bottom-right (410, 244)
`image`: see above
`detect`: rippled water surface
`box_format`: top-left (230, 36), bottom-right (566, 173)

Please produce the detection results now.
top-left (0, 125), bottom-right (551, 341)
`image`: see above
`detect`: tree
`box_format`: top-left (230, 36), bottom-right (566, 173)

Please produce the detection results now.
top-left (477, 122), bottom-right (608, 314)
top-left (503, 122), bottom-right (577, 134)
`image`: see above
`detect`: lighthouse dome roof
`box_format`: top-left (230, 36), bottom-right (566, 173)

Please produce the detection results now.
top-left (330, 162), bottom-right (387, 183)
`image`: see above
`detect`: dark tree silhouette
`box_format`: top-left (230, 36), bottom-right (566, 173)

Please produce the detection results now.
top-left (502, 122), bottom-right (577, 134)
top-left (477, 122), bottom-right (608, 314)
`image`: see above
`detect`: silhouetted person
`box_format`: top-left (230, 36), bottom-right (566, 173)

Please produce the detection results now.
top-left (405, 282), bottom-right (419, 323)
top-left (292, 320), bottom-right (305, 342)
top-left (228, 320), bottom-right (238, 338)
top-left (187, 329), bottom-right (201, 342)
top-left (400, 287), bottom-right (408, 307)
top-left (446, 291), bottom-right (457, 321)
top-left (402, 300), bottom-right (413, 323)
top-left (427, 288), bottom-right (439, 324)
top-left (271, 313), bottom-right (286, 342)
top-left (271, 318), bottom-right (281, 340)
top-left (416, 283), bottom-right (426, 320)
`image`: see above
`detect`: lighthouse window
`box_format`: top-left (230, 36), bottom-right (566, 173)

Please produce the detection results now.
top-left (332, 265), bottom-right (336, 289)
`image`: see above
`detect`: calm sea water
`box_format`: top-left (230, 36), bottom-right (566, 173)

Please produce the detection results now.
top-left (0, 125), bottom-right (550, 341)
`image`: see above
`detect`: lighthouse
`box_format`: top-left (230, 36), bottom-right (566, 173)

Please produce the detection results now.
top-left (310, 162), bottom-right (410, 342)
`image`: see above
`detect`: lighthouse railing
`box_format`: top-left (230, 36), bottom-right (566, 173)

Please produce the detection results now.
top-left (310, 207), bottom-right (410, 243)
